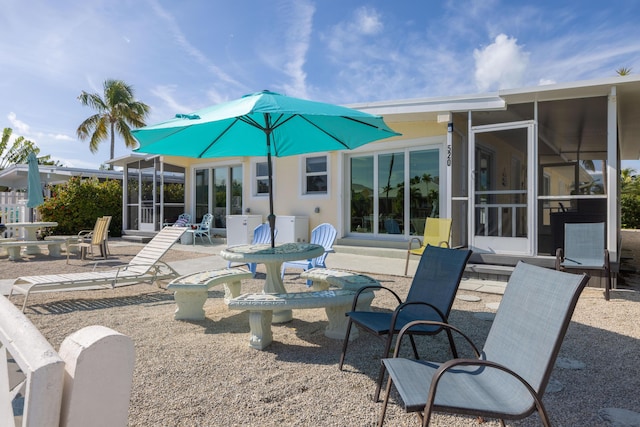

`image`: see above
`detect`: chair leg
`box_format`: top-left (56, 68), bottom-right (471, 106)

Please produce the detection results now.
top-left (374, 333), bottom-right (396, 402)
top-left (377, 376), bottom-right (394, 427)
top-left (445, 329), bottom-right (459, 358)
top-left (338, 317), bottom-right (354, 370)
top-left (404, 251), bottom-right (410, 276)
top-left (408, 334), bottom-right (419, 359)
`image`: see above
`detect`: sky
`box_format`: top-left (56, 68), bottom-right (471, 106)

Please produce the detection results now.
top-left (2, 0), bottom-right (640, 170)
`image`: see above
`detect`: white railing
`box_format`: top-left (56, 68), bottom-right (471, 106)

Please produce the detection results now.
top-left (0, 191), bottom-right (30, 225)
top-left (0, 192), bottom-right (43, 237)
top-left (0, 296), bottom-right (135, 427)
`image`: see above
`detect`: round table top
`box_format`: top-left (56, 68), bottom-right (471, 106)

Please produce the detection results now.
top-left (220, 242), bottom-right (325, 263)
top-left (8, 222), bottom-right (58, 227)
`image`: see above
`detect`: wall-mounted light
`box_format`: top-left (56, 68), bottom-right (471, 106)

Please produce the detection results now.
top-left (314, 207), bottom-right (320, 213)
top-left (245, 207), bottom-right (251, 213)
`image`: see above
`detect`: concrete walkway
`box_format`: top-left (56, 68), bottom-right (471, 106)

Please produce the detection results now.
top-left (0, 239), bottom-right (506, 296)
top-left (158, 239), bottom-right (507, 295)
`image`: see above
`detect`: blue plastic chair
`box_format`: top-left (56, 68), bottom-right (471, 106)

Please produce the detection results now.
top-left (227, 222), bottom-right (277, 277)
top-left (377, 262), bottom-right (589, 426)
top-left (280, 223), bottom-right (337, 282)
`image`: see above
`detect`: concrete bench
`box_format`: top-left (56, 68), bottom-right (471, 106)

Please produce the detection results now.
top-left (300, 267), bottom-right (381, 291)
top-left (167, 268), bottom-right (253, 320)
top-left (227, 289), bottom-right (374, 350)
top-left (45, 235), bottom-right (78, 253)
top-left (0, 239), bottom-right (64, 260)
top-left (300, 268), bottom-right (380, 311)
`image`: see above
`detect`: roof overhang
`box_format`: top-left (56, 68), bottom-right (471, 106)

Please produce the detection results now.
top-left (351, 75), bottom-right (640, 160)
top-left (0, 165), bottom-right (122, 189)
top-left (349, 93), bottom-right (506, 123)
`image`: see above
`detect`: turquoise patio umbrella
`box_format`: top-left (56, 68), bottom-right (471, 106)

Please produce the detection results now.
top-left (26, 152), bottom-right (44, 210)
top-left (132, 90), bottom-right (400, 247)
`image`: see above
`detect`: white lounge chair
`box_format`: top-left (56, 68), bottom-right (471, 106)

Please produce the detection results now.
top-left (10, 226), bottom-right (188, 312)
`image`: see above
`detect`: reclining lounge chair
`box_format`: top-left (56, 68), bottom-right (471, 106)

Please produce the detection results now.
top-left (10, 226), bottom-right (187, 312)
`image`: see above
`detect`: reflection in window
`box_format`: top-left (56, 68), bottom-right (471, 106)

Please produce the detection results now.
top-left (195, 169), bottom-right (209, 223)
top-left (195, 166), bottom-right (244, 228)
top-left (231, 166), bottom-right (242, 215)
top-left (409, 150), bottom-right (440, 235)
top-left (304, 156), bottom-right (327, 194)
top-left (350, 156), bottom-right (373, 233)
top-left (256, 161), bottom-right (269, 195)
top-left (379, 152), bottom-right (404, 234)
top-left (349, 149), bottom-right (440, 236)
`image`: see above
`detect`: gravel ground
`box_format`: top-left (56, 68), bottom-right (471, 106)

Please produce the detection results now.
top-left (3, 234), bottom-right (640, 426)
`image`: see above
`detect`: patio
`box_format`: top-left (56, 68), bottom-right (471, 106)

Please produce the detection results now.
top-left (1, 237), bottom-right (639, 425)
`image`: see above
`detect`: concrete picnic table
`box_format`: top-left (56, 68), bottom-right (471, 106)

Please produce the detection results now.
top-left (7, 222), bottom-right (58, 255)
top-left (220, 242), bottom-right (324, 323)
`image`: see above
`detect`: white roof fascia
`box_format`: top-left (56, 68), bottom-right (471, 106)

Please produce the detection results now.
top-left (349, 93), bottom-right (505, 117)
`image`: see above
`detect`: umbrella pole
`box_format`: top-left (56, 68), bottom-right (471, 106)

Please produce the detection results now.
top-left (266, 118), bottom-right (276, 248)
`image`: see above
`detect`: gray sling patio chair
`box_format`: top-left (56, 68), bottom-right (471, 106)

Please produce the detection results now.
top-left (555, 221), bottom-right (611, 300)
top-left (339, 245), bottom-right (472, 402)
top-left (377, 261), bottom-right (589, 427)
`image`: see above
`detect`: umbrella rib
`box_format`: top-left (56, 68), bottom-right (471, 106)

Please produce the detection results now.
top-left (296, 115), bottom-right (352, 149)
top-left (237, 115), bottom-right (265, 131)
top-left (198, 118), bottom-right (240, 158)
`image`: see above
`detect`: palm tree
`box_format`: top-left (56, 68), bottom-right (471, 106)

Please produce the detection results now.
top-left (0, 127), bottom-right (56, 169)
top-left (77, 79), bottom-right (150, 166)
top-left (617, 67), bottom-right (632, 76)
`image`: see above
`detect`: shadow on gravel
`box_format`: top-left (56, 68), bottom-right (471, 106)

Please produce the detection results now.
top-left (27, 292), bottom-right (174, 314)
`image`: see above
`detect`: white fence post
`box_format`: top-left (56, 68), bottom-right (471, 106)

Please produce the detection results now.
top-left (58, 326), bottom-right (135, 427)
top-left (0, 296), bottom-right (65, 427)
top-left (0, 296), bottom-right (135, 427)
top-left (1, 191), bottom-right (30, 236)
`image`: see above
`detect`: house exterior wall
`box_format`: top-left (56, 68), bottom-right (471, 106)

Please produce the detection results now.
top-left (118, 76), bottom-right (640, 268)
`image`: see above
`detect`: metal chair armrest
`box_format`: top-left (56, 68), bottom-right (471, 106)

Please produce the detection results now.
top-left (350, 284), bottom-right (401, 311)
top-left (407, 237), bottom-right (423, 251)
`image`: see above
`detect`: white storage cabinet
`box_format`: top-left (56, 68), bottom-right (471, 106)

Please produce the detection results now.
top-left (275, 216), bottom-right (309, 244)
top-left (226, 215), bottom-right (263, 246)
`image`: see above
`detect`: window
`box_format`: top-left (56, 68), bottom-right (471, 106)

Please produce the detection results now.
top-left (304, 155), bottom-right (328, 194)
top-left (349, 148), bottom-right (440, 235)
top-left (194, 165), bottom-right (243, 229)
top-left (255, 161), bottom-right (269, 195)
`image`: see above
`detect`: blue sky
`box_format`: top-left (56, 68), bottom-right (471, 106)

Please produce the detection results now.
top-left (2, 0), bottom-right (640, 170)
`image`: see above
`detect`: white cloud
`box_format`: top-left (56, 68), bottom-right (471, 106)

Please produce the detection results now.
top-left (150, 85), bottom-right (195, 115)
top-left (474, 34), bottom-right (529, 92)
top-left (7, 112), bottom-right (30, 135)
top-left (147, 0), bottom-right (243, 92)
top-left (283, 1), bottom-right (315, 98)
top-left (354, 6), bottom-right (383, 35)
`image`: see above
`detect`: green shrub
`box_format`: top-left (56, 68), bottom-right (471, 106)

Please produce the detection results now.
top-left (621, 193), bottom-right (640, 229)
top-left (39, 177), bottom-right (123, 236)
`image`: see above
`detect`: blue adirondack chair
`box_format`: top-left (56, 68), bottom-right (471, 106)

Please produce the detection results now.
top-left (280, 223), bottom-right (337, 283)
top-left (227, 222), bottom-right (277, 277)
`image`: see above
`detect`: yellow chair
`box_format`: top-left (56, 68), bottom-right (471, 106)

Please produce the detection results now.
top-left (67, 216), bottom-right (110, 263)
top-left (404, 217), bottom-right (452, 275)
